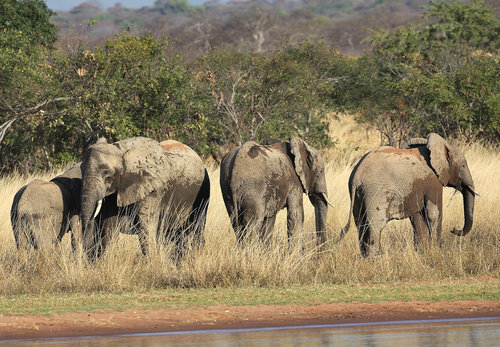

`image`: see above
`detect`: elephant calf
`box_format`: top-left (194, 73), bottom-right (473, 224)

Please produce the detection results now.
top-left (340, 133), bottom-right (476, 256)
top-left (220, 137), bottom-right (332, 244)
top-left (11, 164), bottom-right (83, 251)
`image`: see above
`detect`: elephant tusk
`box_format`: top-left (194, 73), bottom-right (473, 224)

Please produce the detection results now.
top-left (321, 192), bottom-right (334, 208)
top-left (467, 185), bottom-right (479, 197)
top-left (93, 199), bottom-right (103, 219)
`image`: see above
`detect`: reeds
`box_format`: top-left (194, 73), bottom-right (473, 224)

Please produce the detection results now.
top-left (0, 117), bottom-right (498, 294)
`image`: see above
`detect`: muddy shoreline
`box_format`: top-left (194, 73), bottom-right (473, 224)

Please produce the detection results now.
top-left (1, 300), bottom-right (499, 340)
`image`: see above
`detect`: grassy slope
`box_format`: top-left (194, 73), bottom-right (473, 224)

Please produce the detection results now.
top-left (0, 115), bottom-right (498, 313)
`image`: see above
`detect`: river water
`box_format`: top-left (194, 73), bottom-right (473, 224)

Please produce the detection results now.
top-left (3, 317), bottom-right (500, 346)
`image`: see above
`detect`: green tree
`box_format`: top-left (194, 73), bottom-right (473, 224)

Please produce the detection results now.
top-left (153, 0), bottom-right (203, 14)
top-left (0, 0), bottom-right (58, 47)
top-left (348, 0), bottom-right (500, 145)
top-left (0, 1), bottom-right (65, 171)
top-left (56, 34), bottom-right (198, 152)
top-left (192, 41), bottom-right (346, 153)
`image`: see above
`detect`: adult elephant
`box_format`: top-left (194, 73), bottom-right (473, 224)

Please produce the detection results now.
top-left (11, 164), bottom-right (83, 252)
top-left (80, 137), bottom-right (210, 258)
top-left (10, 164), bottom-right (119, 253)
top-left (220, 137), bottom-right (332, 244)
top-left (340, 133), bottom-right (476, 257)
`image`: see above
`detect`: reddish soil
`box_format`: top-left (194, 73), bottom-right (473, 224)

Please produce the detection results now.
top-left (1, 300), bottom-right (499, 340)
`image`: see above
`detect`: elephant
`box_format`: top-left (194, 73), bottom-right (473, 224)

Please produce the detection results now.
top-left (340, 133), bottom-right (476, 257)
top-left (80, 137), bottom-right (210, 258)
top-left (10, 164), bottom-right (83, 252)
top-left (10, 164), bottom-right (122, 254)
top-left (220, 137), bottom-right (332, 244)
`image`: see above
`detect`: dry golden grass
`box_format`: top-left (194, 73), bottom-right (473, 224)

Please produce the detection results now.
top-left (0, 115), bottom-right (498, 295)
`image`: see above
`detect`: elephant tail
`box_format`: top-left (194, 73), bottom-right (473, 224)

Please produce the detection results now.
top-left (13, 213), bottom-right (37, 250)
top-left (339, 182), bottom-right (356, 242)
top-left (11, 186), bottom-right (37, 250)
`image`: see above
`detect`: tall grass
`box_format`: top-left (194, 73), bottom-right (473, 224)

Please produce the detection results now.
top-left (0, 116), bottom-right (498, 295)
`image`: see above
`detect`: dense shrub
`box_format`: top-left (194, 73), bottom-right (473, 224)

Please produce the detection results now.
top-left (345, 0), bottom-right (500, 145)
top-left (0, 0), bottom-right (498, 171)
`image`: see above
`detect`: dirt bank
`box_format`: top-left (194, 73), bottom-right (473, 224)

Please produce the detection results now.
top-left (1, 300), bottom-right (499, 340)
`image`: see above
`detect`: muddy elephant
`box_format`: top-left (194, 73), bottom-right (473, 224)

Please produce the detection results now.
top-left (80, 137), bottom-right (210, 258)
top-left (220, 137), bottom-right (332, 244)
top-left (10, 164), bottom-right (120, 253)
top-left (340, 133), bottom-right (476, 256)
top-left (10, 164), bottom-right (83, 251)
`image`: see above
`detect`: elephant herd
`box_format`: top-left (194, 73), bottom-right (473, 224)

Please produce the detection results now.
top-left (10, 133), bottom-right (476, 259)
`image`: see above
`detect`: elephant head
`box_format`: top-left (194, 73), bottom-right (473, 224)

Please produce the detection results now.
top-left (289, 137), bottom-right (332, 240)
top-left (80, 137), bottom-right (168, 235)
top-left (410, 133), bottom-right (476, 237)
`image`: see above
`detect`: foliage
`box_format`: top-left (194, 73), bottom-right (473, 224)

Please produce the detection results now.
top-left (55, 34), bottom-right (194, 147)
top-left (0, 1), bottom-right (63, 171)
top-left (0, 0), bottom-right (58, 47)
top-left (191, 42), bottom-right (348, 151)
top-left (348, 0), bottom-right (500, 145)
top-left (1, 1), bottom-right (499, 171)
top-left (153, 0), bottom-right (204, 14)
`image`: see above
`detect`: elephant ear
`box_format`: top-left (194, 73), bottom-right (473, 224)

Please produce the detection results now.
top-left (427, 133), bottom-right (451, 186)
top-left (116, 141), bottom-right (167, 207)
top-left (290, 136), bottom-right (314, 194)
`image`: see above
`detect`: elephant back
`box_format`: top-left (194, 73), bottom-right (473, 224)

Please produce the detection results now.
top-left (160, 140), bottom-right (204, 166)
top-left (55, 163), bottom-right (83, 180)
top-left (231, 141), bottom-right (293, 186)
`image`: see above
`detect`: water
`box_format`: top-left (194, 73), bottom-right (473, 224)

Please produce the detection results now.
top-left (3, 317), bottom-right (500, 346)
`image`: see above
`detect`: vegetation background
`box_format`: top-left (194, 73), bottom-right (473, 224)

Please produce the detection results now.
top-left (0, 0), bottom-right (498, 172)
top-left (0, 0), bottom-right (498, 296)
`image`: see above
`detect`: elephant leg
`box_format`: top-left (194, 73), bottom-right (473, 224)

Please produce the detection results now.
top-left (261, 215), bottom-right (276, 244)
top-left (410, 211), bottom-right (430, 250)
top-left (224, 197), bottom-right (246, 243)
top-left (99, 215), bottom-right (118, 256)
top-left (354, 207), bottom-right (371, 257)
top-left (243, 211), bottom-right (265, 242)
top-left (235, 211), bottom-right (248, 243)
top-left (56, 215), bottom-right (69, 245)
top-left (13, 216), bottom-right (28, 251)
top-left (353, 198), bottom-right (381, 257)
top-left (16, 225), bottom-right (33, 251)
top-left (137, 202), bottom-right (160, 256)
top-left (352, 196), bottom-right (368, 255)
top-left (425, 198), bottom-right (442, 247)
top-left (69, 215), bottom-right (83, 257)
top-left (286, 197), bottom-right (304, 243)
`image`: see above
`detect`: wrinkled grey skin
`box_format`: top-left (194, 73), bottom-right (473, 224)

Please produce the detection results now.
top-left (340, 133), bottom-right (476, 257)
top-left (80, 137), bottom-right (210, 259)
top-left (11, 164), bottom-right (83, 252)
top-left (11, 164), bottom-right (120, 254)
top-left (220, 137), bottom-right (330, 244)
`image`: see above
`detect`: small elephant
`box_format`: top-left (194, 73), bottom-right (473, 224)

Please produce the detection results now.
top-left (10, 164), bottom-right (120, 253)
top-left (11, 164), bottom-right (83, 251)
top-left (340, 133), bottom-right (476, 256)
top-left (80, 137), bottom-right (210, 258)
top-left (220, 137), bottom-right (332, 244)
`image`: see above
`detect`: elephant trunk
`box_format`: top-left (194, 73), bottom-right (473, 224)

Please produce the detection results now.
top-left (310, 194), bottom-right (328, 244)
top-left (81, 189), bottom-right (99, 227)
top-left (450, 187), bottom-right (475, 237)
top-left (80, 181), bottom-right (106, 258)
